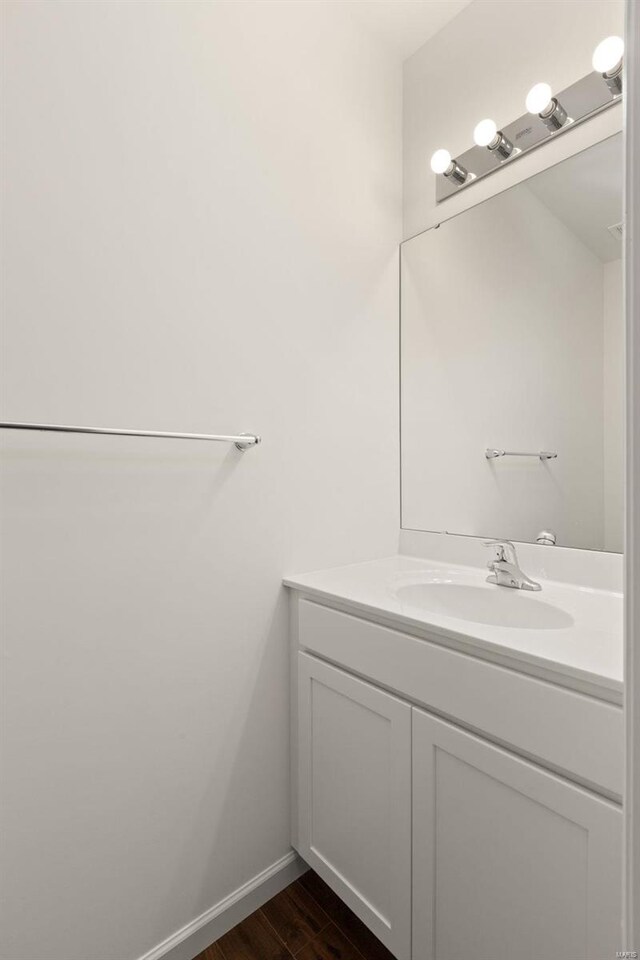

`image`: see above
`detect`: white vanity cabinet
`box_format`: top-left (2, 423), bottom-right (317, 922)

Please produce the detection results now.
top-left (291, 594), bottom-right (623, 960)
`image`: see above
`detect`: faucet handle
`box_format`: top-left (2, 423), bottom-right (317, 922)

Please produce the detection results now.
top-left (484, 539), bottom-right (517, 563)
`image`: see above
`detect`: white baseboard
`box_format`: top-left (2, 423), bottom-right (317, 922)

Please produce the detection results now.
top-left (137, 850), bottom-right (308, 960)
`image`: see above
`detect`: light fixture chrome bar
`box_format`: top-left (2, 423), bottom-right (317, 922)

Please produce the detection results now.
top-left (486, 448), bottom-right (557, 461)
top-left (0, 421), bottom-right (261, 451)
top-left (436, 68), bottom-right (622, 203)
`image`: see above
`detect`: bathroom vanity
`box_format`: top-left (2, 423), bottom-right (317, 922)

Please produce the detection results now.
top-left (285, 125), bottom-right (626, 960)
top-left (285, 555), bottom-right (623, 960)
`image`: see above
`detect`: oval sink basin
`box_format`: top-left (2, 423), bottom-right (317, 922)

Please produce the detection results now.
top-left (396, 582), bottom-right (574, 630)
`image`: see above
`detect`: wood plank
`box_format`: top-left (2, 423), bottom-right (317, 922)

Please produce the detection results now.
top-left (298, 871), bottom-right (344, 915)
top-left (328, 902), bottom-right (397, 960)
top-left (295, 923), bottom-right (365, 960)
top-left (193, 943), bottom-right (226, 960)
top-left (216, 909), bottom-right (291, 960)
top-left (299, 872), bottom-right (396, 960)
top-left (260, 879), bottom-right (329, 953)
top-left (194, 872), bottom-right (395, 960)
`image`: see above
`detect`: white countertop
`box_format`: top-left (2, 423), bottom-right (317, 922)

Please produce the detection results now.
top-left (284, 555), bottom-right (623, 702)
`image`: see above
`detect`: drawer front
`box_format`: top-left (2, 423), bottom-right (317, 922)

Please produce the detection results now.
top-left (297, 598), bottom-right (623, 796)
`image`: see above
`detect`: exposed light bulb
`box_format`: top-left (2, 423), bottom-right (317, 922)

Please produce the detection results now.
top-left (592, 36), bottom-right (624, 74)
top-left (430, 149), bottom-right (452, 174)
top-left (430, 149), bottom-right (468, 185)
top-left (474, 118), bottom-right (514, 160)
top-left (526, 83), bottom-right (553, 116)
top-left (473, 119), bottom-right (498, 147)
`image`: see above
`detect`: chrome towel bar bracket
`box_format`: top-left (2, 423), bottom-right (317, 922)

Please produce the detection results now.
top-left (0, 421), bottom-right (261, 452)
top-left (486, 448), bottom-right (557, 461)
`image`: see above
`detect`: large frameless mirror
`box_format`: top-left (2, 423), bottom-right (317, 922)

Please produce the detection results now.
top-left (401, 133), bottom-right (623, 552)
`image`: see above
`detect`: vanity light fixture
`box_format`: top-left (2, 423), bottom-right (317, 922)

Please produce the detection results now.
top-left (430, 148), bottom-right (468, 184)
top-left (526, 83), bottom-right (568, 131)
top-left (592, 35), bottom-right (624, 95)
top-left (433, 38), bottom-right (623, 203)
top-left (473, 119), bottom-right (514, 159)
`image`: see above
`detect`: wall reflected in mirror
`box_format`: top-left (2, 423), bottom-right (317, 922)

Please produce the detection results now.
top-left (401, 133), bottom-right (623, 552)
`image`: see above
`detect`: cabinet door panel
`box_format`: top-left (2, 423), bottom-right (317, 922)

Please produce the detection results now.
top-left (413, 708), bottom-right (622, 960)
top-left (298, 653), bottom-right (411, 960)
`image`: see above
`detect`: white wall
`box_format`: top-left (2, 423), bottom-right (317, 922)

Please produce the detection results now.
top-left (404, 0), bottom-right (625, 238)
top-left (0, 4), bottom-right (401, 959)
top-left (604, 257), bottom-right (625, 552)
top-left (401, 183), bottom-right (606, 550)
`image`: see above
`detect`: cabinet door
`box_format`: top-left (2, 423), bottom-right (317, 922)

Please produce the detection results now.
top-left (298, 652), bottom-right (411, 960)
top-left (412, 708), bottom-right (622, 960)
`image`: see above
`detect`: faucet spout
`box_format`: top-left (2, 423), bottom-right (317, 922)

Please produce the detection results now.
top-left (484, 540), bottom-right (541, 591)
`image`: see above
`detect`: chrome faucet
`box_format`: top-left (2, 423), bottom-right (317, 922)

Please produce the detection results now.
top-left (484, 540), bottom-right (541, 591)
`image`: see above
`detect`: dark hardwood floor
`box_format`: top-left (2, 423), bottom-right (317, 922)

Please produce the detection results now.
top-left (194, 870), bottom-right (396, 960)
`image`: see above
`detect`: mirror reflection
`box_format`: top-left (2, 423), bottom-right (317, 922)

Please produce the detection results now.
top-left (401, 133), bottom-right (623, 552)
